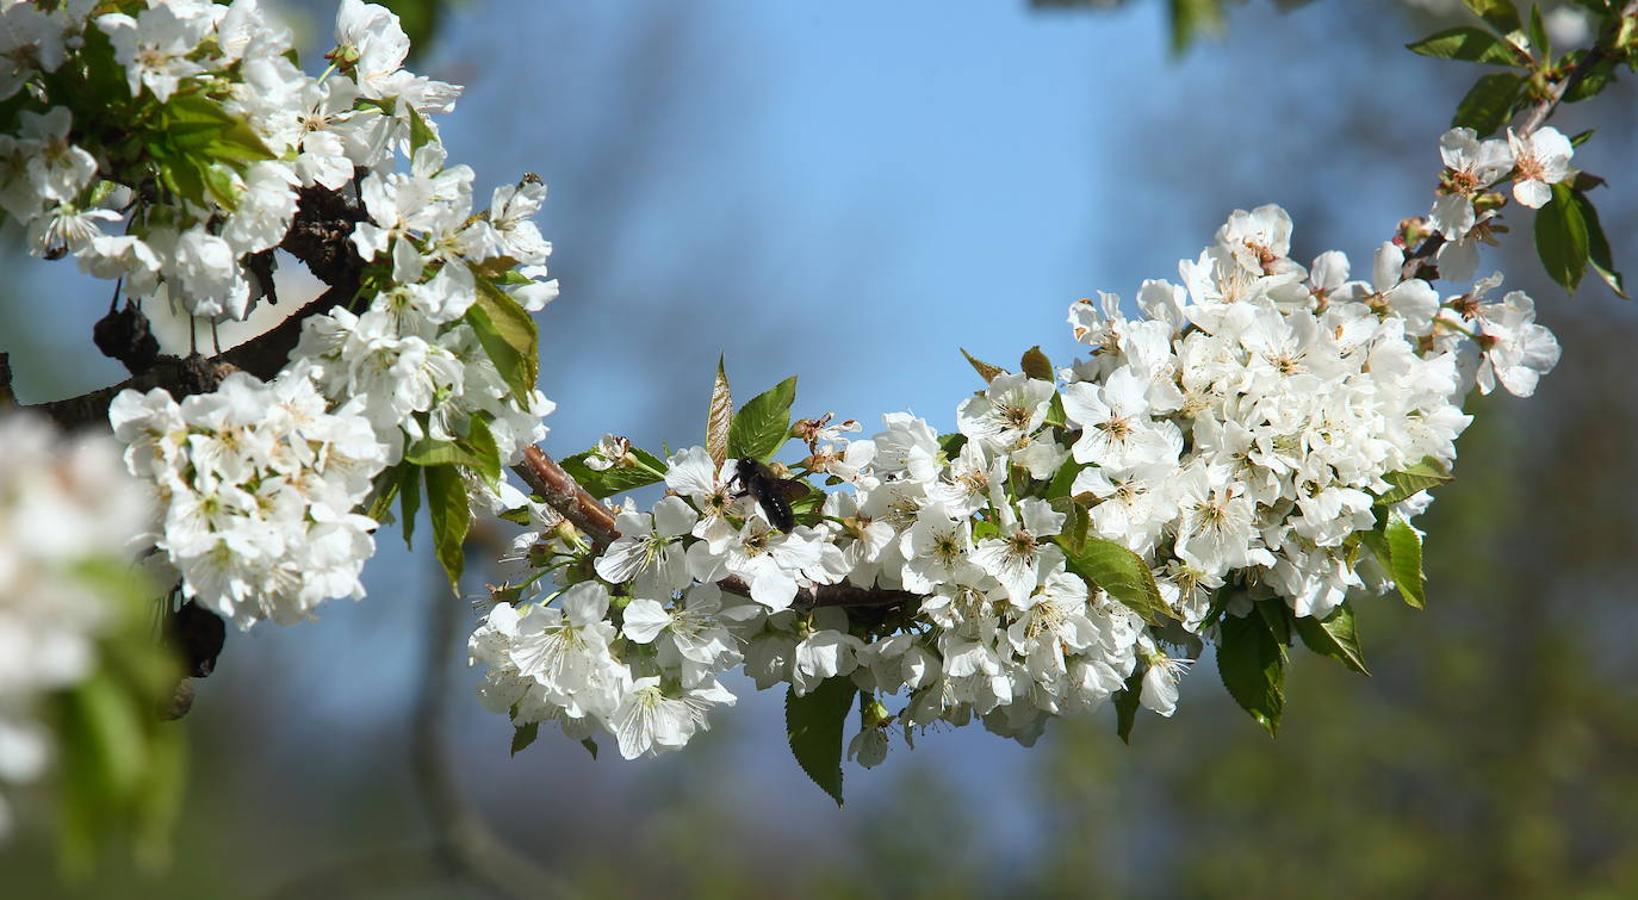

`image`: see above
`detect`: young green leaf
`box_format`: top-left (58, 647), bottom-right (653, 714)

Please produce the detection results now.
top-left (424, 464), bottom-right (471, 590)
top-left (707, 355), bottom-right (733, 468)
top-left (727, 376), bottom-right (798, 462)
top-left (960, 348), bottom-right (1007, 383)
top-left (559, 445), bottom-right (669, 498)
top-left (400, 462), bottom-right (422, 550)
top-left (403, 418), bottom-right (501, 482)
top-left (1535, 182), bottom-right (1590, 293)
top-left (1294, 603), bottom-right (1370, 675)
top-left (1463, 0), bottom-right (1522, 35)
top-left (1406, 26), bottom-right (1523, 65)
top-left (1020, 345), bottom-right (1054, 381)
top-left (1114, 669), bottom-right (1142, 744)
top-left (1527, 3), bottom-right (1548, 60)
top-left (510, 722), bottom-right (539, 757)
top-left (1216, 610), bottom-right (1287, 736)
top-left (1451, 72), bottom-right (1526, 136)
top-left (1573, 190), bottom-right (1628, 298)
top-left (1375, 457), bottom-right (1453, 506)
top-left (469, 276), bottom-right (540, 401)
top-left (786, 678), bottom-right (857, 806)
top-left (1056, 534), bottom-right (1177, 627)
top-left (1168, 0), bottom-right (1225, 55)
top-left (1382, 514), bottom-right (1426, 609)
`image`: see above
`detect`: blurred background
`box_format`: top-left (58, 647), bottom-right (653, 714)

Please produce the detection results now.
top-left (3, 0), bottom-right (1637, 897)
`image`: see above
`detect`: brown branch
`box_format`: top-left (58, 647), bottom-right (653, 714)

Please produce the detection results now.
top-left (515, 447), bottom-right (918, 612)
top-left (1402, 3), bottom-right (1637, 282)
top-left (27, 185), bottom-right (367, 430)
top-left (0, 351), bottom-right (13, 409)
top-left (1515, 0), bottom-right (1638, 137)
top-left (512, 446), bottom-right (620, 550)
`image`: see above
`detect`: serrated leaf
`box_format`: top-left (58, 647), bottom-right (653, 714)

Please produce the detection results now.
top-left (786, 678), bottom-right (856, 806)
top-left (938, 432), bottom-right (967, 459)
top-left (510, 722), bottom-right (539, 756)
top-left (1563, 56), bottom-right (1616, 102)
top-left (1216, 610), bottom-right (1286, 736)
top-left (1375, 457), bottom-right (1454, 506)
top-left (728, 376), bottom-right (797, 462)
top-left (559, 445), bottom-right (668, 499)
top-left (1114, 669), bottom-right (1142, 744)
top-left (1050, 495), bottom-right (1091, 554)
top-left (1256, 597), bottom-right (1293, 647)
top-left (1536, 182), bottom-right (1590, 293)
top-left (1452, 72), bottom-right (1525, 136)
top-left (1056, 534), bottom-right (1176, 627)
top-left (1463, 0), bottom-right (1522, 35)
top-left (1294, 603), bottom-right (1370, 675)
top-left (1407, 26), bottom-right (1522, 65)
top-left (960, 348), bottom-right (1007, 383)
top-left (424, 464), bottom-right (470, 590)
top-left (1382, 513), bottom-right (1426, 609)
top-left (469, 275), bottom-right (540, 401)
top-left (1020, 345), bottom-right (1054, 381)
top-left (707, 356), bottom-right (733, 468)
top-left (1574, 190), bottom-right (1628, 298)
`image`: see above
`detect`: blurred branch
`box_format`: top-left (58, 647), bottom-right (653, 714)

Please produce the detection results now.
top-left (26, 184), bottom-right (366, 429)
top-left (267, 563), bottom-right (577, 900)
top-left (0, 351), bottom-right (13, 409)
top-left (1515, 0), bottom-right (1638, 136)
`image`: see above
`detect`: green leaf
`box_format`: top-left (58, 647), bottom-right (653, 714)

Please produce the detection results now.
top-left (786, 678), bottom-right (856, 806)
top-left (707, 355), bottom-right (733, 468)
top-left (469, 276), bottom-right (540, 401)
top-left (510, 722), bottom-right (539, 757)
top-left (1535, 182), bottom-right (1590, 293)
top-left (1114, 669), bottom-right (1142, 744)
top-left (1050, 495), bottom-right (1091, 554)
top-left (1569, 128), bottom-right (1596, 147)
top-left (580, 737), bottom-right (599, 760)
top-left (1527, 3), bottom-right (1548, 60)
top-left (1045, 459), bottom-right (1087, 501)
top-left (1463, 0), bottom-right (1522, 35)
top-left (400, 462), bottom-right (422, 550)
top-left (728, 376), bottom-right (798, 462)
top-left (1256, 597), bottom-right (1293, 647)
top-left (1020, 345), bottom-right (1054, 381)
top-left (1451, 72), bottom-right (1526, 136)
top-left (1573, 190), bottom-right (1628, 298)
top-left (559, 446), bottom-right (668, 499)
top-left (1168, 0), bottom-right (1225, 54)
top-left (1563, 56), bottom-right (1617, 102)
top-left (407, 104), bottom-right (437, 155)
top-left (403, 418), bottom-right (502, 483)
top-left (1375, 457), bottom-right (1454, 506)
top-left (1294, 603), bottom-right (1370, 675)
top-left (1216, 610), bottom-right (1286, 736)
top-left (960, 348), bottom-right (1007, 383)
top-left (938, 432), bottom-right (968, 459)
top-left (424, 464), bottom-right (471, 589)
top-left (1056, 534), bottom-right (1176, 627)
top-left (1406, 26), bottom-right (1522, 65)
top-left (1382, 513), bottom-right (1427, 609)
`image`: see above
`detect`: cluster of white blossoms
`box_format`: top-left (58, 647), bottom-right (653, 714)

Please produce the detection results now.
top-left (470, 202), bottom-right (1558, 764)
top-left (0, 0), bottom-right (557, 626)
top-left (1426, 125), bottom-right (1574, 283)
top-left (0, 414), bottom-right (152, 836)
top-left (110, 365), bottom-right (389, 628)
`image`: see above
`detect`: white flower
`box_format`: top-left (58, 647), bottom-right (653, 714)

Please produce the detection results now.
top-left (594, 496), bottom-right (697, 595)
top-left (1506, 127), bottom-right (1573, 210)
top-left (969, 498), bottom-right (1064, 604)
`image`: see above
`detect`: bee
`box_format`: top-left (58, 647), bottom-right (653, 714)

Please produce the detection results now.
top-left (732, 457), bottom-right (810, 532)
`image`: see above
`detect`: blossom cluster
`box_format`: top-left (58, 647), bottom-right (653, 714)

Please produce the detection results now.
top-left (470, 202), bottom-right (1558, 765)
top-left (0, 414), bottom-right (152, 837)
top-left (110, 364), bottom-right (389, 628)
top-left (1426, 125), bottom-right (1574, 283)
top-left (0, 0), bottom-right (556, 626)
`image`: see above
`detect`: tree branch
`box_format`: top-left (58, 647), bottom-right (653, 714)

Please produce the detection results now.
top-left (27, 185), bottom-right (367, 429)
top-left (514, 447), bottom-right (918, 612)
